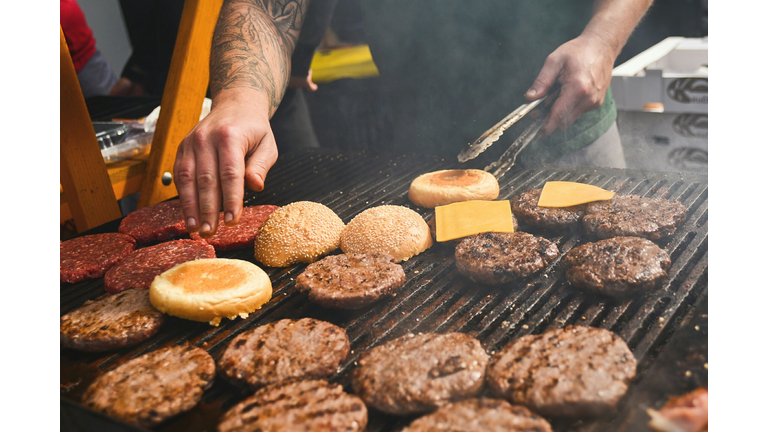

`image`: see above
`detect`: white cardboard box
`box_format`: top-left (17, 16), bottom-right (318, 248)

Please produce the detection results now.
top-left (618, 111), bottom-right (707, 174)
top-left (612, 37), bottom-right (708, 114)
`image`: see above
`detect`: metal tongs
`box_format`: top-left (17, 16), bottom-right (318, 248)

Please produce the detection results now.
top-left (458, 90), bottom-right (556, 179)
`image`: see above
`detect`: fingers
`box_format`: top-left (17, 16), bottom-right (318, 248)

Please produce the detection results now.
top-left (174, 138), bottom-right (200, 233)
top-left (244, 131), bottom-right (278, 193)
top-left (306, 70), bottom-right (319, 92)
top-left (218, 133), bottom-right (247, 226)
top-left (526, 53), bottom-right (563, 101)
top-left (541, 80), bottom-right (604, 136)
top-left (194, 130), bottom-right (223, 238)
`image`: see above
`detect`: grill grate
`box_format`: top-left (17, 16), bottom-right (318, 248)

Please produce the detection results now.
top-left (60, 148), bottom-right (707, 432)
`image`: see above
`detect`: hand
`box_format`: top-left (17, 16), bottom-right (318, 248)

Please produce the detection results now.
top-left (173, 90), bottom-right (279, 237)
top-left (288, 70), bottom-right (319, 91)
top-left (525, 33), bottom-right (616, 137)
top-left (109, 77), bottom-right (146, 96)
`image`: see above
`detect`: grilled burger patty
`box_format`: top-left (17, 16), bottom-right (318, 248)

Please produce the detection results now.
top-left (582, 194), bottom-right (687, 240)
top-left (564, 236), bottom-right (671, 297)
top-left (296, 253), bottom-right (406, 309)
top-left (402, 398), bottom-right (552, 432)
top-left (60, 233), bottom-right (136, 283)
top-left (82, 345), bottom-right (215, 428)
top-left (486, 326), bottom-right (637, 418)
top-left (351, 332), bottom-right (488, 416)
top-left (511, 188), bottom-right (586, 230)
top-left (218, 318), bottom-right (350, 390)
top-left (455, 232), bottom-right (558, 285)
top-left (217, 379), bottom-right (367, 432)
top-left (60, 288), bottom-right (165, 352)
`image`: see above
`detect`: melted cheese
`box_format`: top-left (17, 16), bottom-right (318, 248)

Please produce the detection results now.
top-left (435, 200), bottom-right (515, 242)
top-left (537, 181), bottom-right (614, 207)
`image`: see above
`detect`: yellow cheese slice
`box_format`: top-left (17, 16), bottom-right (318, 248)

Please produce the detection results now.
top-left (537, 181), bottom-right (614, 207)
top-left (435, 200), bottom-right (515, 242)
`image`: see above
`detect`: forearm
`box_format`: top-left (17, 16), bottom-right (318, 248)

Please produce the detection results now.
top-left (583, 0), bottom-right (654, 59)
top-left (209, 0), bottom-right (310, 116)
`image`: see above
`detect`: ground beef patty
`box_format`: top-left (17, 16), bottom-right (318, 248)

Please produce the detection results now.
top-left (565, 236), bottom-right (671, 297)
top-left (296, 253), bottom-right (406, 309)
top-left (190, 205), bottom-right (279, 251)
top-left (118, 200), bottom-right (187, 244)
top-left (582, 194), bottom-right (687, 241)
top-left (82, 344), bottom-right (215, 428)
top-left (402, 398), bottom-right (552, 432)
top-left (217, 379), bottom-right (367, 432)
top-left (60, 233), bottom-right (136, 283)
top-left (103, 239), bottom-right (216, 293)
top-left (511, 188), bottom-right (587, 230)
top-left (455, 232), bottom-right (558, 286)
top-left (60, 289), bottom-right (164, 352)
top-left (486, 325), bottom-right (637, 418)
top-left (218, 318), bottom-right (350, 390)
top-left (351, 332), bottom-right (488, 416)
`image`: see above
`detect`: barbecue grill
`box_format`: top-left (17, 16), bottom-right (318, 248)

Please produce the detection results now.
top-left (60, 148), bottom-right (708, 432)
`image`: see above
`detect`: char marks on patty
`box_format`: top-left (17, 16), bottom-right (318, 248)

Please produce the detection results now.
top-left (60, 288), bottom-right (165, 352)
top-left (351, 332), bottom-right (488, 416)
top-left (218, 318), bottom-right (350, 390)
top-left (511, 188), bottom-right (587, 230)
top-left (82, 345), bottom-right (215, 428)
top-left (455, 232), bottom-right (558, 285)
top-left (564, 236), bottom-right (671, 297)
top-left (217, 379), bottom-right (367, 432)
top-left (582, 194), bottom-right (687, 240)
top-left (486, 325), bottom-right (637, 418)
top-left (402, 398), bottom-right (552, 432)
top-left (296, 253), bottom-right (406, 309)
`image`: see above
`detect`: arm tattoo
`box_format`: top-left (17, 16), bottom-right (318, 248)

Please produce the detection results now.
top-left (210, 0), bottom-right (309, 113)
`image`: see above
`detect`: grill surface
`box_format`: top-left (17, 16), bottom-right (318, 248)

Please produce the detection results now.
top-left (60, 148), bottom-right (708, 432)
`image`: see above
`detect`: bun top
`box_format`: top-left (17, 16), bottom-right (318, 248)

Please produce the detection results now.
top-left (254, 201), bottom-right (345, 267)
top-left (408, 169), bottom-right (499, 208)
top-left (340, 205), bottom-right (432, 262)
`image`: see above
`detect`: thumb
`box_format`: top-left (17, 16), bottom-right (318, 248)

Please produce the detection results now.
top-left (244, 132), bottom-right (279, 192)
top-left (307, 70), bottom-right (319, 92)
top-left (526, 54), bottom-right (563, 101)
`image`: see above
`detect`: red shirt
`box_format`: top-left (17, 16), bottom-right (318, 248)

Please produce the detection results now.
top-left (60, 0), bottom-right (96, 72)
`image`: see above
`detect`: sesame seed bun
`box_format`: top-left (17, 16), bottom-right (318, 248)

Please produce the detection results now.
top-left (149, 258), bottom-right (272, 326)
top-left (408, 169), bottom-right (499, 208)
top-left (340, 205), bottom-right (432, 263)
top-left (253, 201), bottom-right (346, 267)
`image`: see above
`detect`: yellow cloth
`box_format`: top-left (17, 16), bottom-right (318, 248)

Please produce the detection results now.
top-left (310, 45), bottom-right (380, 83)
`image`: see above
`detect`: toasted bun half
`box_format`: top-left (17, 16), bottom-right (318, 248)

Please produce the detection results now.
top-left (254, 201), bottom-right (345, 267)
top-left (149, 258), bottom-right (272, 326)
top-left (408, 169), bottom-right (499, 208)
top-left (340, 205), bottom-right (432, 263)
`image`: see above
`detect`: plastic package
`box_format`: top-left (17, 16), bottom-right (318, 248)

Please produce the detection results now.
top-left (96, 122), bottom-right (154, 163)
top-left (97, 98), bottom-right (211, 164)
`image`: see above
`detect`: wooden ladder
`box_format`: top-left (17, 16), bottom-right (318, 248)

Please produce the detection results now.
top-left (60, 0), bottom-right (223, 233)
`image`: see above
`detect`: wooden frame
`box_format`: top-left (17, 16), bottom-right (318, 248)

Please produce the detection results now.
top-left (60, 0), bottom-right (223, 232)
